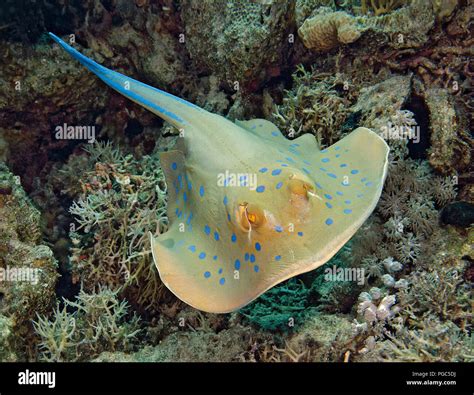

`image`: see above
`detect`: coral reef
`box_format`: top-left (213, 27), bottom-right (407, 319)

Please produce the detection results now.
top-left (240, 279), bottom-right (312, 332)
top-left (425, 87), bottom-right (472, 174)
top-left (0, 0), bottom-right (471, 364)
top-left (298, 9), bottom-right (363, 51)
top-left (33, 287), bottom-right (141, 362)
top-left (181, 0), bottom-right (295, 92)
top-left (0, 163), bottom-right (58, 361)
top-left (67, 143), bottom-right (173, 313)
top-left (272, 65), bottom-right (354, 146)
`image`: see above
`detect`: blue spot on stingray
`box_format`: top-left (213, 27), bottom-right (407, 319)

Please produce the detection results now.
top-left (327, 173), bottom-right (337, 179)
top-left (326, 202), bottom-right (333, 209)
top-left (199, 252), bottom-right (206, 260)
top-left (245, 253), bottom-right (249, 261)
top-left (322, 158), bottom-right (330, 163)
top-left (325, 218), bottom-right (334, 225)
top-left (213, 255), bottom-right (218, 261)
top-left (316, 182), bottom-right (323, 189)
top-left (272, 169), bottom-right (282, 176)
top-left (336, 191), bottom-right (343, 196)
top-left (255, 242), bottom-right (261, 251)
top-left (223, 196), bottom-right (228, 205)
top-left (320, 167), bottom-right (327, 172)
top-left (286, 157), bottom-right (294, 163)
top-left (336, 154), bottom-right (341, 158)
top-left (231, 233), bottom-right (237, 243)
top-left (188, 245), bottom-right (196, 252)
top-left (271, 131), bottom-right (279, 136)
top-left (321, 149), bottom-right (328, 153)
top-left (219, 278), bottom-right (225, 285)
top-left (275, 225), bottom-right (283, 232)
top-left (297, 232), bottom-right (304, 237)
top-left (361, 177), bottom-right (367, 182)
top-left (276, 181), bottom-right (283, 189)
top-left (186, 213), bottom-right (193, 225)
top-left (204, 271), bottom-right (211, 278)
top-left (214, 231), bottom-right (220, 241)
top-left (254, 265), bottom-right (259, 273)
top-left (281, 163), bottom-right (288, 167)
top-left (303, 168), bottom-right (311, 174)
top-left (335, 146), bottom-right (341, 151)
top-left (199, 185), bottom-right (205, 197)
top-left (324, 193), bottom-right (332, 200)
top-left (234, 259), bottom-right (241, 270)
top-left (218, 268), bottom-right (223, 274)
top-left (275, 255), bottom-right (281, 261)
top-left (351, 169), bottom-right (359, 174)
top-left (345, 200), bottom-right (351, 204)
top-left (171, 162), bottom-right (177, 170)
top-left (204, 225), bottom-right (210, 235)
top-left (250, 254), bottom-right (256, 263)
top-left (183, 192), bottom-right (188, 202)
top-left (177, 174), bottom-right (183, 187)
top-left (344, 209), bottom-right (352, 214)
top-left (227, 213), bottom-right (231, 222)
top-left (259, 167), bottom-right (268, 173)
top-left (340, 164), bottom-right (347, 168)
top-left (256, 185), bottom-right (265, 193)
top-left (366, 181), bottom-right (373, 187)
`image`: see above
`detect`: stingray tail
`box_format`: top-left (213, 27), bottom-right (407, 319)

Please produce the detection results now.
top-left (49, 32), bottom-right (206, 129)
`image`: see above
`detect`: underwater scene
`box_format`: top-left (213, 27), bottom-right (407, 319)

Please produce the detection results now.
top-left (0, 0), bottom-right (472, 366)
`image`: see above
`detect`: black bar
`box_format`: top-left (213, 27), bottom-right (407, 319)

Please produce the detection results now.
top-left (0, 362), bottom-right (471, 394)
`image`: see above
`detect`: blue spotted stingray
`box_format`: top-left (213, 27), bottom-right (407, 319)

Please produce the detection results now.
top-left (50, 33), bottom-right (389, 313)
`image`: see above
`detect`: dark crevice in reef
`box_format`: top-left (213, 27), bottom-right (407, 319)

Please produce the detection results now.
top-left (403, 93), bottom-right (431, 160)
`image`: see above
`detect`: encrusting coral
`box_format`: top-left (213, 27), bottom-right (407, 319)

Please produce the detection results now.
top-left (298, 9), bottom-right (364, 51)
top-left (0, 163), bottom-right (58, 361)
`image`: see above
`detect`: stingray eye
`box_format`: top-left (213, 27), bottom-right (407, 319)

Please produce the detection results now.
top-left (288, 178), bottom-right (314, 198)
top-left (237, 203), bottom-right (265, 232)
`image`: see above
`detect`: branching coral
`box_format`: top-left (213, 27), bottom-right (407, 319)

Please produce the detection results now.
top-left (398, 266), bottom-right (471, 325)
top-left (33, 287), bottom-right (141, 362)
top-left (272, 65), bottom-right (354, 147)
top-left (68, 142), bottom-right (171, 312)
top-left (375, 316), bottom-right (473, 362)
top-left (361, 0), bottom-right (406, 16)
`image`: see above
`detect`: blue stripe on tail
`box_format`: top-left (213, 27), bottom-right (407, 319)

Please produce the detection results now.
top-left (49, 32), bottom-right (203, 125)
